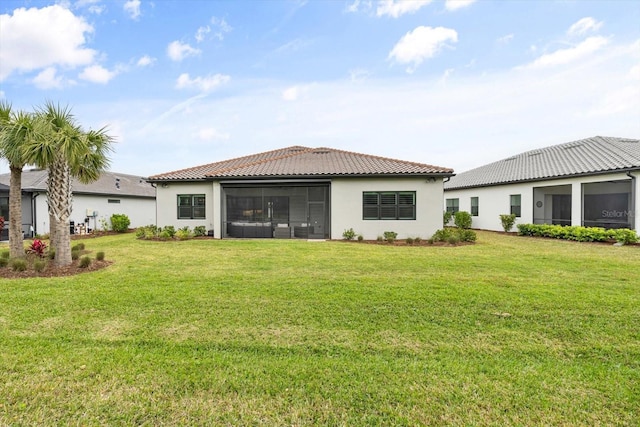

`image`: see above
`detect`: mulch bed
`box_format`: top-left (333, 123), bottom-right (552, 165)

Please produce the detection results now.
top-left (0, 258), bottom-right (112, 279)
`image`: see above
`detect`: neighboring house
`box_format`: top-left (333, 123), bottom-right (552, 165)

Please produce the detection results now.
top-left (444, 136), bottom-right (640, 233)
top-left (146, 146), bottom-right (454, 240)
top-left (0, 169), bottom-right (156, 239)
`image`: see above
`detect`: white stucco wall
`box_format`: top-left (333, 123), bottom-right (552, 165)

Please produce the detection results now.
top-left (155, 182), bottom-right (216, 235)
top-left (31, 193), bottom-right (155, 235)
top-left (331, 177), bottom-right (444, 240)
top-left (444, 172), bottom-right (638, 233)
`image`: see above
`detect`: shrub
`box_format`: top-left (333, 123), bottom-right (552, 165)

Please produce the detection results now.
top-left (10, 258), bottom-right (27, 272)
top-left (447, 234), bottom-right (460, 245)
top-left (96, 251), bottom-right (105, 261)
top-left (72, 242), bottom-right (85, 251)
top-left (414, 237), bottom-right (422, 244)
top-left (163, 226), bottom-right (176, 238)
top-left (431, 228), bottom-right (476, 244)
top-left (458, 229), bottom-right (477, 242)
top-left (1, 250), bottom-right (10, 259)
top-left (110, 214), bottom-right (131, 233)
top-left (27, 239), bottom-right (48, 257)
top-left (158, 230), bottom-right (172, 240)
top-left (406, 237), bottom-right (414, 244)
top-left (443, 211), bottom-right (452, 226)
top-left (357, 234), bottom-right (364, 242)
top-left (383, 231), bottom-right (397, 243)
top-left (431, 228), bottom-right (453, 242)
top-left (33, 259), bottom-right (46, 272)
top-left (500, 214), bottom-right (517, 232)
top-left (376, 236), bottom-right (383, 242)
top-left (175, 226), bottom-right (192, 240)
top-left (79, 256), bottom-right (92, 268)
top-left (71, 250), bottom-right (80, 261)
top-left (454, 211), bottom-right (472, 229)
top-left (0, 258), bottom-right (8, 267)
top-left (342, 228), bottom-right (356, 240)
top-left (136, 225), bottom-right (159, 239)
top-left (612, 229), bottom-right (639, 245)
top-left (193, 226), bottom-right (207, 237)
top-left (517, 223), bottom-right (639, 245)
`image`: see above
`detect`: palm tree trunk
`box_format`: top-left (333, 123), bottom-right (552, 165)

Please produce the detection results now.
top-left (49, 211), bottom-right (57, 252)
top-left (48, 157), bottom-right (73, 266)
top-left (9, 165), bottom-right (24, 258)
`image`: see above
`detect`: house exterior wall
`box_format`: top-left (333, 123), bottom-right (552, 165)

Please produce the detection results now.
top-left (30, 193), bottom-right (155, 236)
top-left (331, 176), bottom-right (444, 240)
top-left (155, 182), bottom-right (215, 234)
top-left (444, 172), bottom-right (638, 233)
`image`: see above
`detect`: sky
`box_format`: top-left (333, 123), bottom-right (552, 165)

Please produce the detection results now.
top-left (1, 0), bottom-right (639, 178)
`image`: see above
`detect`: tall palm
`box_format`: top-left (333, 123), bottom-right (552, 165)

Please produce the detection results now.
top-left (0, 102), bottom-right (39, 258)
top-left (25, 102), bottom-right (113, 266)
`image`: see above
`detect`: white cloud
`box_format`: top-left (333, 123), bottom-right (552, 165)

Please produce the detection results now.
top-left (79, 64), bottom-right (117, 84)
top-left (444, 0), bottom-right (476, 11)
top-left (167, 41), bottom-right (201, 61)
top-left (175, 73), bottom-right (230, 92)
top-left (211, 17), bottom-right (232, 40)
top-left (376, 0), bottom-right (432, 18)
top-left (196, 127), bottom-right (230, 141)
top-left (349, 68), bottom-right (371, 82)
top-left (567, 17), bottom-right (602, 37)
top-left (0, 5), bottom-right (96, 81)
top-left (123, 0), bottom-right (141, 20)
top-left (497, 34), bottom-right (514, 44)
top-left (136, 55), bottom-right (156, 67)
top-left (629, 63), bottom-right (640, 80)
top-left (388, 26), bottom-right (458, 73)
top-left (33, 67), bottom-right (64, 89)
top-left (345, 0), bottom-right (373, 13)
top-left (195, 26), bottom-right (210, 43)
top-left (522, 36), bottom-right (609, 69)
top-left (282, 86), bottom-right (302, 101)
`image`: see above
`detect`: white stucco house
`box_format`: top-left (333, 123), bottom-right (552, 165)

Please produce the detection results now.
top-left (146, 146), bottom-right (454, 240)
top-left (0, 169), bottom-right (156, 239)
top-left (444, 136), bottom-right (639, 233)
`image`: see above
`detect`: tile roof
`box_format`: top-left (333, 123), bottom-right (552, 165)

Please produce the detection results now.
top-left (147, 146), bottom-right (454, 181)
top-left (0, 169), bottom-right (155, 198)
top-left (445, 136), bottom-right (640, 190)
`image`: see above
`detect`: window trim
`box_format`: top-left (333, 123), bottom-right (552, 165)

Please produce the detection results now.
top-left (510, 194), bottom-right (521, 218)
top-left (446, 198), bottom-right (459, 214)
top-left (363, 191), bottom-right (416, 220)
top-left (177, 194), bottom-right (206, 220)
top-left (470, 197), bottom-right (479, 216)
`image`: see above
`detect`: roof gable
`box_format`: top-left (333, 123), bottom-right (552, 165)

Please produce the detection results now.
top-left (148, 146), bottom-right (453, 181)
top-left (445, 136), bottom-right (640, 190)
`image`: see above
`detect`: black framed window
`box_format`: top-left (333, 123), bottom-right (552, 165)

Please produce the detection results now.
top-left (178, 194), bottom-right (206, 219)
top-left (108, 199), bottom-right (121, 204)
top-left (446, 198), bottom-right (459, 214)
top-left (363, 191), bottom-right (416, 220)
top-left (470, 197), bottom-right (479, 216)
top-left (510, 194), bottom-right (521, 217)
top-left (0, 197), bottom-right (8, 221)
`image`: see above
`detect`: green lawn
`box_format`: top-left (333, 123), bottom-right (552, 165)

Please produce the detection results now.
top-left (1, 232), bottom-right (639, 426)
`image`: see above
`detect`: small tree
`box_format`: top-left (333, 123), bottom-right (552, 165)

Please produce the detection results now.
top-left (500, 214), bottom-right (517, 232)
top-left (110, 214), bottom-right (131, 233)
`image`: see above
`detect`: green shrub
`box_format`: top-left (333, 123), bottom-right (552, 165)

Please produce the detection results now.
top-left (406, 237), bottom-right (414, 244)
top-left (443, 211), bottom-right (452, 226)
top-left (96, 251), bottom-right (105, 261)
top-left (383, 231), bottom-right (397, 243)
top-left (431, 228), bottom-right (476, 244)
top-left (79, 256), bottom-right (92, 268)
top-left (136, 225), bottom-right (159, 239)
top-left (447, 234), bottom-right (460, 245)
top-left (71, 250), bottom-right (80, 261)
top-left (342, 228), bottom-right (356, 240)
top-left (110, 214), bottom-right (131, 233)
top-left (1, 250), bottom-right (10, 259)
top-left (71, 242), bottom-right (85, 251)
top-left (163, 226), bottom-right (176, 238)
top-left (432, 228), bottom-right (453, 242)
top-left (158, 230), bottom-right (172, 240)
top-left (517, 223), bottom-right (639, 244)
top-left (193, 226), bottom-right (207, 237)
top-left (33, 259), bottom-right (46, 272)
top-left (10, 258), bottom-right (27, 272)
top-left (376, 236), bottom-right (383, 242)
top-left (0, 258), bottom-right (8, 267)
top-left (454, 211), bottom-right (472, 229)
top-left (458, 229), bottom-right (477, 242)
top-left (612, 229), bottom-right (639, 245)
top-left (500, 214), bottom-right (517, 232)
top-left (176, 226), bottom-right (192, 240)
top-left (357, 234), bottom-right (364, 242)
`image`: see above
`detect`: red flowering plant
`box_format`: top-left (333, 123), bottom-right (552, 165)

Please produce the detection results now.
top-left (27, 239), bottom-right (48, 257)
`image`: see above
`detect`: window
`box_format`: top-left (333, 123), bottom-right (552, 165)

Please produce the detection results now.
top-left (470, 197), bottom-right (479, 216)
top-left (178, 194), bottom-right (206, 219)
top-left (510, 194), bottom-right (521, 217)
top-left (363, 191), bottom-right (416, 220)
top-left (446, 198), bottom-right (459, 214)
top-left (108, 199), bottom-right (121, 204)
top-left (0, 197), bottom-right (8, 221)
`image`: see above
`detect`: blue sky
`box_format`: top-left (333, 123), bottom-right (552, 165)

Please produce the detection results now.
top-left (1, 0), bottom-right (639, 177)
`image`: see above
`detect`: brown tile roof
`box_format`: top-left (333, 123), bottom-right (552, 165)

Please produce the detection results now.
top-left (147, 146), bottom-right (453, 181)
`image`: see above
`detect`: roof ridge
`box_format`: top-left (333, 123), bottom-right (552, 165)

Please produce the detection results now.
top-left (316, 146), bottom-right (454, 172)
top-left (205, 146), bottom-right (316, 177)
top-left (147, 146), bottom-right (311, 179)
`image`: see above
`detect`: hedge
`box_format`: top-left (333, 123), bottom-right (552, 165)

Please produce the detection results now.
top-left (517, 224), bottom-right (638, 245)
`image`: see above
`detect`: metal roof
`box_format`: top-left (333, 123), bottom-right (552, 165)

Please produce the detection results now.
top-left (147, 146), bottom-right (454, 181)
top-left (444, 136), bottom-right (640, 190)
top-left (0, 169), bottom-right (156, 198)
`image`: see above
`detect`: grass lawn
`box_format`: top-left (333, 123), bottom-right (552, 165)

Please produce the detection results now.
top-left (1, 231), bottom-right (639, 426)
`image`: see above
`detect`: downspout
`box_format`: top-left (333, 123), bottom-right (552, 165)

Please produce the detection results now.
top-left (149, 182), bottom-right (158, 229)
top-left (627, 171), bottom-right (636, 231)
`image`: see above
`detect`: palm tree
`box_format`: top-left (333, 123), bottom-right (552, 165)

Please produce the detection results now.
top-left (0, 102), bottom-right (39, 258)
top-left (25, 102), bottom-right (114, 266)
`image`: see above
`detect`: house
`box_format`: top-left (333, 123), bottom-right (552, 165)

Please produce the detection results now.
top-left (443, 136), bottom-right (640, 233)
top-left (146, 146), bottom-right (454, 240)
top-left (0, 169), bottom-right (156, 239)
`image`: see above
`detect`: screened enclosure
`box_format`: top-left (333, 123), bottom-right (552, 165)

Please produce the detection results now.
top-left (222, 184), bottom-right (330, 239)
